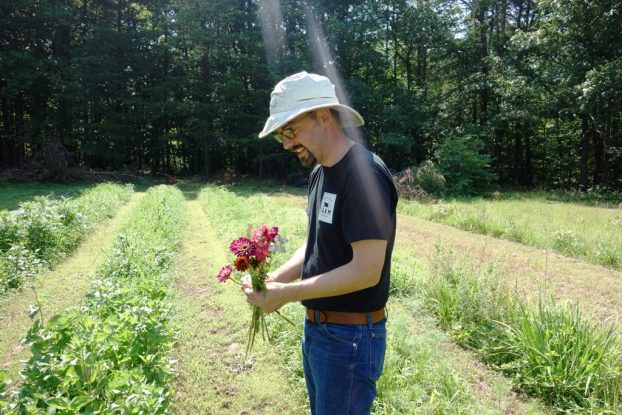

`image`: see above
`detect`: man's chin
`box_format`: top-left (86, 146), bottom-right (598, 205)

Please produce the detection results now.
top-left (293, 148), bottom-right (316, 168)
top-left (298, 154), bottom-right (317, 168)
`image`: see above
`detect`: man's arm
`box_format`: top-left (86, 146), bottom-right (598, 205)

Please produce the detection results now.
top-left (243, 239), bottom-right (387, 313)
top-left (267, 240), bottom-right (307, 283)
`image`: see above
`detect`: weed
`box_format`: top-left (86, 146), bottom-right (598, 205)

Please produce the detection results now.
top-left (552, 229), bottom-right (582, 257)
top-left (430, 201), bottom-right (454, 219)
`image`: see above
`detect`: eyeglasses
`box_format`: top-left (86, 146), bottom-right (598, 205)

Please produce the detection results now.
top-left (273, 112), bottom-right (313, 143)
top-left (273, 127), bottom-right (296, 143)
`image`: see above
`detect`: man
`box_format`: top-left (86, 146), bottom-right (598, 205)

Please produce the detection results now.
top-left (243, 71), bottom-right (398, 414)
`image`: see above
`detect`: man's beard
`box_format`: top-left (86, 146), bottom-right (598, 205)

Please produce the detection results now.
top-left (292, 145), bottom-right (317, 168)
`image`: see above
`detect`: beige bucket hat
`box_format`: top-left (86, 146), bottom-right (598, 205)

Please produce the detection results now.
top-left (259, 71), bottom-right (364, 138)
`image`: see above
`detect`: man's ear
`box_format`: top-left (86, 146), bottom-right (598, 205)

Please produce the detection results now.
top-left (315, 108), bottom-right (332, 127)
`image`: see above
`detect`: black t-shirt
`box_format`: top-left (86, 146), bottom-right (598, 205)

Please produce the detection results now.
top-left (301, 143), bottom-right (398, 312)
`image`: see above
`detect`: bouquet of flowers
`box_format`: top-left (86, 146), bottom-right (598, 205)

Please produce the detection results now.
top-left (216, 224), bottom-right (289, 355)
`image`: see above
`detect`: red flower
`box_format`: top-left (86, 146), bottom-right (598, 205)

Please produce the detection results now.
top-left (234, 256), bottom-right (250, 272)
top-left (217, 265), bottom-right (233, 283)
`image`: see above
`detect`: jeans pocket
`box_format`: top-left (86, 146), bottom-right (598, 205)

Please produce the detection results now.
top-left (369, 328), bottom-right (387, 382)
top-left (319, 323), bottom-right (362, 345)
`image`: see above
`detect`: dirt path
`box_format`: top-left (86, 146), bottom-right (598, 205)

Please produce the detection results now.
top-left (0, 192), bottom-right (145, 380)
top-left (397, 214), bottom-right (622, 326)
top-left (170, 196), bottom-right (307, 415)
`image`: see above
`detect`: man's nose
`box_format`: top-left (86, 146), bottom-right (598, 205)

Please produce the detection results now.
top-left (282, 136), bottom-right (295, 150)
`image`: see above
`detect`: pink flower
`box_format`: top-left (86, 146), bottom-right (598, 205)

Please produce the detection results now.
top-left (252, 225), bottom-right (268, 243)
top-left (253, 238), bottom-right (271, 262)
top-left (217, 265), bottom-right (233, 283)
top-left (255, 248), bottom-right (267, 262)
top-left (229, 237), bottom-right (254, 257)
top-left (251, 225), bottom-right (278, 243)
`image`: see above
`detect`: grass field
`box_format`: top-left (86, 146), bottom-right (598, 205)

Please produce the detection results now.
top-left (398, 196), bottom-right (622, 269)
top-left (1, 181), bottom-right (620, 414)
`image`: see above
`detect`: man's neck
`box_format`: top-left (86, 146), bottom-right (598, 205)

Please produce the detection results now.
top-left (320, 133), bottom-right (354, 168)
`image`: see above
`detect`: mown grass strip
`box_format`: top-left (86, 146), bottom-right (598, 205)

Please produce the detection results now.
top-left (0, 185), bottom-right (183, 414)
top-left (170, 187), bottom-right (306, 414)
top-left (197, 184), bottom-right (528, 414)
top-left (0, 183), bottom-right (134, 295)
top-left (398, 198), bottom-right (622, 269)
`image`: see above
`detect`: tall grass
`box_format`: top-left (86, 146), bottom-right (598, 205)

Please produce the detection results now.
top-left (398, 198), bottom-right (622, 268)
top-left (0, 183), bottom-right (133, 294)
top-left (1, 185), bottom-right (183, 414)
top-left (423, 247), bottom-right (622, 414)
top-left (503, 302), bottom-right (622, 413)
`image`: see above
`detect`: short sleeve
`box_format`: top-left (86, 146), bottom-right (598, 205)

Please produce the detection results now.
top-left (340, 162), bottom-right (394, 244)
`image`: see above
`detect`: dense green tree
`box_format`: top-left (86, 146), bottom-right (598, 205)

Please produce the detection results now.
top-left (0, 0), bottom-right (620, 192)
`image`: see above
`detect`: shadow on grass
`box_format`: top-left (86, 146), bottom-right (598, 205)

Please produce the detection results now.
top-left (0, 182), bottom-right (95, 211)
top-left (175, 181), bottom-right (204, 201)
top-left (174, 178), bottom-right (307, 200)
top-left (222, 179), bottom-right (307, 199)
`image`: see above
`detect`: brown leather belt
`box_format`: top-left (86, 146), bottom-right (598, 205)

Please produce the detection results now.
top-left (306, 308), bottom-right (385, 325)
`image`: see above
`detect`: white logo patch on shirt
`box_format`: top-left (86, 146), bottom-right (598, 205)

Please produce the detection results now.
top-left (319, 192), bottom-right (337, 224)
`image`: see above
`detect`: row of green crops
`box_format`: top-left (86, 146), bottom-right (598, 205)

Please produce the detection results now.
top-left (0, 185), bottom-right (184, 414)
top-left (398, 198), bottom-right (622, 269)
top-left (0, 183), bottom-right (134, 294)
top-left (417, 245), bottom-right (622, 414)
top-left (197, 185), bottom-right (517, 414)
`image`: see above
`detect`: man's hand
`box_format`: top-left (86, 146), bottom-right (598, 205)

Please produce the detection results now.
top-left (242, 280), bottom-right (289, 313)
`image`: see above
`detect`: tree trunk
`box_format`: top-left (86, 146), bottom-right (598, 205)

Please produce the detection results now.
top-left (524, 133), bottom-right (533, 186)
top-left (202, 138), bottom-right (210, 179)
top-left (514, 123), bottom-right (523, 185)
top-left (478, 4), bottom-right (488, 124)
top-left (53, 23), bottom-right (72, 141)
top-left (579, 114), bottom-right (590, 191)
top-left (593, 128), bottom-right (605, 185)
top-left (416, 45), bottom-right (427, 87)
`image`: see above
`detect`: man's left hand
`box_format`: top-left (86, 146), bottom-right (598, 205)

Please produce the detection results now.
top-left (242, 281), bottom-right (289, 313)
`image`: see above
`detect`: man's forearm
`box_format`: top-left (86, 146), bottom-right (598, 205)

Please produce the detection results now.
top-left (278, 239), bottom-right (386, 303)
top-left (269, 242), bottom-right (306, 283)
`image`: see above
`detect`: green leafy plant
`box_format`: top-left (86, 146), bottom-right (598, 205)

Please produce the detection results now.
top-left (416, 160), bottom-right (446, 195)
top-left (5, 185), bottom-right (183, 414)
top-left (436, 135), bottom-right (494, 195)
top-left (0, 183), bottom-right (132, 295)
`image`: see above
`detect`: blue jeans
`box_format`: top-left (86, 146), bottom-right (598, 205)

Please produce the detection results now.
top-left (302, 314), bottom-right (387, 415)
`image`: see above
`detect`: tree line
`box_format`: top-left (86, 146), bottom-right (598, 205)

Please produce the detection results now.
top-left (1, 0), bottom-right (620, 191)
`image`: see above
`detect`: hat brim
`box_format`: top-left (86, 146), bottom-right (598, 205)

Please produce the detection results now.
top-left (258, 103), bottom-right (364, 138)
